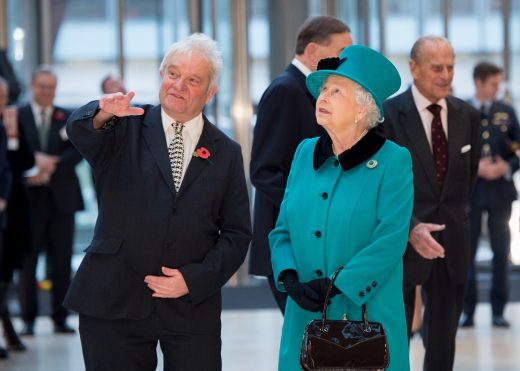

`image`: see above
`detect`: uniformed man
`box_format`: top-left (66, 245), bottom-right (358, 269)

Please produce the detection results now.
top-left (460, 61), bottom-right (520, 328)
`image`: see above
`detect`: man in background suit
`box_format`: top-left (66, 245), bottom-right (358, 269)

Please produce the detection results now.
top-left (100, 74), bottom-right (127, 95)
top-left (64, 33), bottom-right (251, 371)
top-left (0, 86), bottom-right (12, 359)
top-left (460, 62), bottom-right (520, 328)
top-left (0, 76), bottom-right (31, 357)
top-left (249, 16), bottom-right (352, 313)
top-left (381, 36), bottom-right (480, 371)
top-left (18, 66), bottom-right (84, 335)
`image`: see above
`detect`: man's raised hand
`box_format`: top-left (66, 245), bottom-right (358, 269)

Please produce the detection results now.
top-left (99, 92), bottom-right (145, 117)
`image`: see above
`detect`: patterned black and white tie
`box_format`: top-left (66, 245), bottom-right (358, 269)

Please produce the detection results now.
top-left (168, 122), bottom-right (184, 191)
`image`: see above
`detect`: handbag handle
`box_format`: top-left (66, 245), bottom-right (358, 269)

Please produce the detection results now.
top-left (320, 267), bottom-right (371, 331)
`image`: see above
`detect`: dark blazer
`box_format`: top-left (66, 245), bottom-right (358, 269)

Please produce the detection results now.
top-left (64, 102), bottom-right (251, 335)
top-left (0, 124), bottom-right (11, 230)
top-left (471, 100), bottom-right (520, 207)
top-left (249, 63), bottom-right (324, 276)
top-left (1, 118), bottom-right (34, 276)
top-left (18, 104), bottom-right (84, 214)
top-left (381, 88), bottom-right (480, 284)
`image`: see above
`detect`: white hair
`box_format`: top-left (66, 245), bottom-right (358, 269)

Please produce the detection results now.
top-left (159, 33), bottom-right (223, 90)
top-left (354, 84), bottom-right (380, 129)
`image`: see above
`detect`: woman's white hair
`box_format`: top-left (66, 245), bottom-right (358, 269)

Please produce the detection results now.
top-left (353, 84), bottom-right (381, 129)
top-left (159, 33), bottom-right (223, 91)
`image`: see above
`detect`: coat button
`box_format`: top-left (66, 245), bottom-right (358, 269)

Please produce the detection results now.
top-left (366, 286), bottom-right (371, 292)
top-left (359, 291), bottom-right (365, 297)
top-left (315, 231), bottom-right (322, 238)
top-left (371, 281), bottom-right (377, 287)
top-left (334, 160), bottom-right (339, 167)
top-left (321, 192), bottom-right (328, 200)
top-left (315, 270), bottom-right (323, 277)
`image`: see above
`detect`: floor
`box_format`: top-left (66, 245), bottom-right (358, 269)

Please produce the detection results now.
top-left (1, 302), bottom-right (519, 371)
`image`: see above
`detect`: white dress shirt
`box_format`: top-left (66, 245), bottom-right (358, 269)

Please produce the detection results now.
top-left (161, 109), bottom-right (204, 185)
top-left (292, 58), bottom-right (312, 77)
top-left (411, 84), bottom-right (448, 151)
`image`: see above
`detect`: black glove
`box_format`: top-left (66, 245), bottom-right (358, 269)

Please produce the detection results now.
top-left (305, 278), bottom-right (341, 301)
top-left (282, 271), bottom-right (323, 312)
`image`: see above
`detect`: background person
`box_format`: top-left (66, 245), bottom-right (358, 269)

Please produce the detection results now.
top-left (17, 65), bottom-right (84, 335)
top-left (381, 36), bottom-right (480, 371)
top-left (0, 80), bottom-right (11, 359)
top-left (63, 33), bottom-right (251, 371)
top-left (100, 74), bottom-right (127, 95)
top-left (0, 76), bottom-right (32, 358)
top-left (270, 45), bottom-right (413, 371)
top-left (249, 16), bottom-right (352, 314)
top-left (460, 61), bottom-right (520, 328)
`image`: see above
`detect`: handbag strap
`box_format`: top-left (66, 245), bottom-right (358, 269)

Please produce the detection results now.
top-left (320, 267), bottom-right (370, 330)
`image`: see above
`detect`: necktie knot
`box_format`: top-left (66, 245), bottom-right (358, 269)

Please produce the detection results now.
top-left (172, 122), bottom-right (183, 134)
top-left (427, 103), bottom-right (441, 117)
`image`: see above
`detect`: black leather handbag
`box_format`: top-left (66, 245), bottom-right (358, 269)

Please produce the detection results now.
top-left (300, 268), bottom-right (389, 370)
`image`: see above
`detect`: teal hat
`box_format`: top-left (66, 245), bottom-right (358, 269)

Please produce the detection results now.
top-left (306, 45), bottom-right (401, 120)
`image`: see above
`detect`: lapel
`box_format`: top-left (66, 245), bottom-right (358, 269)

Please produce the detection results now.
top-left (19, 105), bottom-right (41, 151)
top-left (177, 116), bottom-right (221, 196)
top-left (142, 105), bottom-right (177, 198)
top-left (398, 89), bottom-right (440, 195)
top-left (286, 64), bottom-right (316, 107)
top-left (444, 96), bottom-right (466, 193)
top-left (46, 107), bottom-right (67, 152)
top-left (142, 107), bottom-right (221, 199)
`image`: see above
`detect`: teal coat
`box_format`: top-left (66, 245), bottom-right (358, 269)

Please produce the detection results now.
top-left (269, 131), bottom-right (413, 371)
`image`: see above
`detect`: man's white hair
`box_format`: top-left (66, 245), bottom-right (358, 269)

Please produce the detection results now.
top-left (159, 33), bottom-right (223, 90)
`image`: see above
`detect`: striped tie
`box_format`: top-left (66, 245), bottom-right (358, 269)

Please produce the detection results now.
top-left (168, 122), bottom-right (184, 191)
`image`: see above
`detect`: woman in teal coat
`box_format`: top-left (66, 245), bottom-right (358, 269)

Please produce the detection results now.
top-left (269, 45), bottom-right (414, 371)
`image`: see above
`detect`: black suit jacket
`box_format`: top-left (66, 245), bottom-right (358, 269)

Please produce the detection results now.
top-left (64, 102), bottom-right (251, 335)
top-left (2, 117), bottom-right (34, 271)
top-left (471, 100), bottom-right (520, 207)
top-left (249, 63), bottom-right (324, 276)
top-left (18, 104), bottom-right (84, 214)
top-left (381, 88), bottom-right (480, 284)
top-left (0, 124), bottom-right (11, 230)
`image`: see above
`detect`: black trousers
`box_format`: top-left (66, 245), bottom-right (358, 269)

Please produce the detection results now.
top-left (404, 258), bottom-right (465, 371)
top-left (464, 204), bottom-right (511, 318)
top-left (18, 190), bottom-right (75, 324)
top-left (79, 313), bottom-right (222, 371)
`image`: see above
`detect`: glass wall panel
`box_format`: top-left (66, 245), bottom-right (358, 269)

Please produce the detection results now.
top-left (6, 0), bottom-right (38, 102)
top-left (124, 0), bottom-right (190, 105)
top-left (248, 0), bottom-right (269, 105)
top-left (53, 0), bottom-right (118, 107)
top-left (201, 0), bottom-right (233, 134)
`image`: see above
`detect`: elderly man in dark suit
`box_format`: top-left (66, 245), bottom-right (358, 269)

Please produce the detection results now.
top-left (18, 66), bottom-right (84, 336)
top-left (460, 62), bottom-right (520, 328)
top-left (381, 36), bottom-right (480, 371)
top-left (249, 16), bottom-right (351, 313)
top-left (64, 33), bottom-right (251, 371)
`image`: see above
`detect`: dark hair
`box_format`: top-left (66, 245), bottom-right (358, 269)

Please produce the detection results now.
top-left (295, 16), bottom-right (350, 55)
top-left (473, 62), bottom-right (503, 82)
top-left (31, 64), bottom-right (56, 83)
top-left (100, 74), bottom-right (113, 92)
top-left (410, 35), bottom-right (454, 62)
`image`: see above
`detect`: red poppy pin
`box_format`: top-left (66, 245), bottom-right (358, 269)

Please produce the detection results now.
top-left (53, 110), bottom-right (66, 121)
top-left (193, 147), bottom-right (212, 163)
